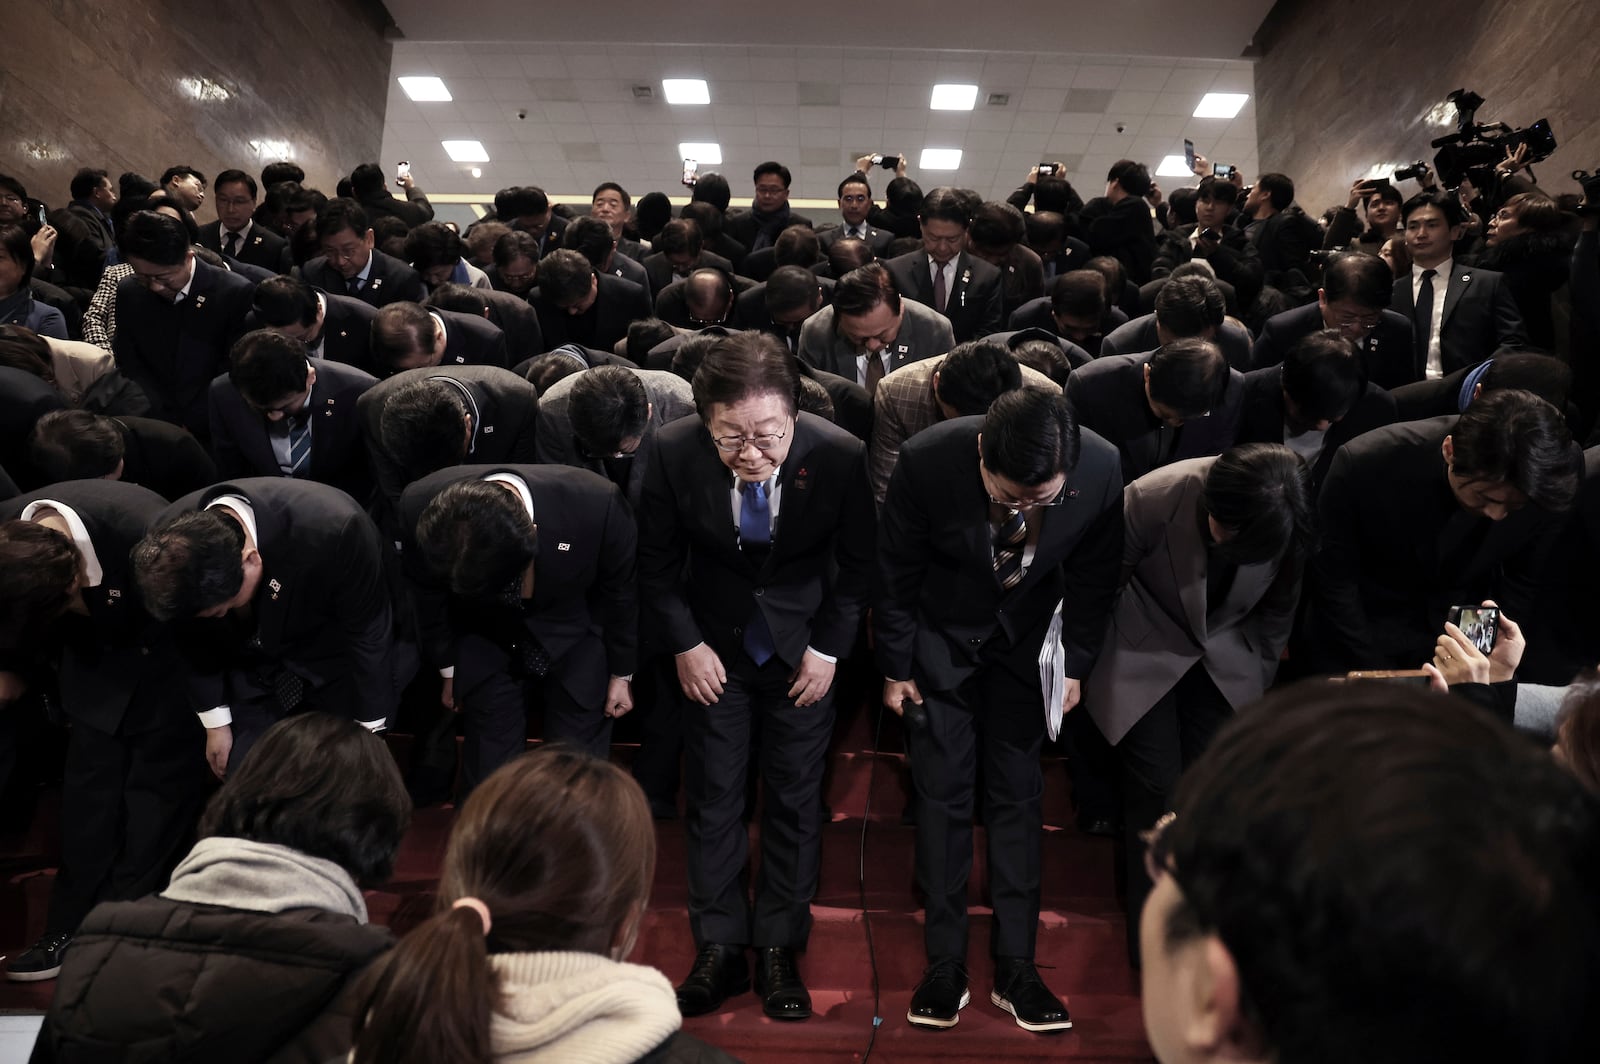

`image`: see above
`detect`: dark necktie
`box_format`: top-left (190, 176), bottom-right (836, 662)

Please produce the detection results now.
top-left (993, 508), bottom-right (1027, 590)
top-left (1414, 268), bottom-right (1437, 367)
top-left (934, 261), bottom-right (949, 313)
top-left (286, 415), bottom-right (312, 477)
top-left (347, 276), bottom-right (364, 296)
top-left (848, 225), bottom-right (862, 238)
top-left (225, 231), bottom-right (241, 258)
top-left (739, 480), bottom-right (777, 666)
top-left (498, 581), bottom-right (551, 677)
top-left (864, 351), bottom-right (886, 394)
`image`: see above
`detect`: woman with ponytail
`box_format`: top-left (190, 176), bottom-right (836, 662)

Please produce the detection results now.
top-left (351, 747), bottom-right (738, 1064)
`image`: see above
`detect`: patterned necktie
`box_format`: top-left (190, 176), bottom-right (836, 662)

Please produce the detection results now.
top-left (739, 480), bottom-right (776, 666)
top-left (225, 231), bottom-right (241, 258)
top-left (934, 261), bottom-right (949, 313)
top-left (286, 415), bottom-right (312, 477)
top-left (993, 508), bottom-right (1027, 590)
top-left (1414, 268), bottom-right (1437, 367)
top-left (864, 351), bottom-right (886, 394)
top-left (498, 580), bottom-right (551, 676)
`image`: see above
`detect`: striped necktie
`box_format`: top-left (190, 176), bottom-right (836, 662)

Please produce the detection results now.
top-left (993, 508), bottom-right (1027, 590)
top-left (287, 415), bottom-right (312, 477)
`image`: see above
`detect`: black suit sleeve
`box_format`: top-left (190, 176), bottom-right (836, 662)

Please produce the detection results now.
top-left (320, 510), bottom-right (396, 726)
top-left (595, 485), bottom-right (640, 677)
top-left (207, 385), bottom-right (250, 480)
top-left (809, 448), bottom-right (876, 658)
top-left (873, 449), bottom-right (932, 681)
top-left (1488, 274), bottom-right (1529, 350)
top-left (1311, 446), bottom-right (1383, 668)
top-left (1057, 472), bottom-right (1125, 678)
top-left (166, 431), bottom-right (219, 499)
top-left (1250, 317), bottom-right (1286, 370)
top-left (972, 272), bottom-right (1003, 341)
top-left (636, 448), bottom-right (705, 655)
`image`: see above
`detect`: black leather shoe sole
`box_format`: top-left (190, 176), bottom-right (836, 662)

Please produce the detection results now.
top-left (676, 973), bottom-right (750, 1017)
top-left (990, 989), bottom-right (1073, 1032)
top-left (760, 992), bottom-right (812, 1021)
top-left (907, 988), bottom-right (970, 1029)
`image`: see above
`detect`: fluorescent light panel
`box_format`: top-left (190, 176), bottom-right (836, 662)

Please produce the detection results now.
top-left (663, 79), bottom-right (710, 105)
top-left (399, 76), bottom-right (452, 102)
top-left (679, 142), bottom-right (722, 165)
top-left (919, 148), bottom-right (963, 170)
top-left (930, 84), bottom-right (979, 111)
top-left (1193, 93), bottom-right (1248, 118)
top-left (442, 140), bottom-right (489, 162)
top-left (1156, 155), bottom-right (1194, 177)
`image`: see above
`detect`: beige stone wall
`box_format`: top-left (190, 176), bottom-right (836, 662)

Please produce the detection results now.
top-left (3, 0), bottom-right (391, 206)
top-left (1254, 0), bottom-right (1600, 216)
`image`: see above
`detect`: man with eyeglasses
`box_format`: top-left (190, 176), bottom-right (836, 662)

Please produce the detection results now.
top-left (877, 386), bottom-right (1123, 1033)
top-left (724, 161), bottom-right (813, 256)
top-left (818, 172), bottom-right (894, 256)
top-left (301, 198), bottom-right (427, 310)
top-left (639, 332), bottom-right (873, 1022)
top-left (533, 248), bottom-right (651, 354)
top-left (886, 187), bottom-right (1004, 343)
top-left (1250, 252), bottom-right (1417, 389)
top-left (198, 169), bottom-right (291, 275)
top-left (797, 261), bottom-right (953, 394)
top-left (208, 330), bottom-right (377, 501)
top-left (247, 274), bottom-right (378, 375)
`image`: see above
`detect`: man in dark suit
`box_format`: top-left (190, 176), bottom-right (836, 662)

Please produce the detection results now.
top-left (0, 481), bottom-right (204, 981)
top-left (495, 186), bottom-right (567, 257)
top-left (1076, 160), bottom-right (1158, 285)
top-left (1240, 173), bottom-right (1322, 290)
top-left (300, 199), bottom-right (427, 308)
top-left (248, 274), bottom-right (378, 374)
top-left (1235, 330), bottom-right (1397, 490)
top-left (29, 409), bottom-right (216, 502)
top-left (357, 364), bottom-right (540, 509)
top-left (876, 387), bottom-right (1122, 1033)
top-left (208, 332), bottom-right (376, 501)
top-left (200, 170), bottom-right (291, 274)
top-left (639, 333), bottom-right (874, 1022)
top-left (113, 211), bottom-right (255, 439)
top-left (1306, 388), bottom-right (1579, 672)
top-left (1391, 190), bottom-right (1527, 378)
top-left (885, 188), bottom-right (1003, 343)
top-left (589, 182), bottom-right (649, 264)
top-left (682, 198), bottom-right (752, 274)
top-left (1008, 271), bottom-right (1129, 357)
top-left (47, 168), bottom-right (117, 302)
top-left (426, 282), bottom-right (545, 367)
top-left (797, 262), bottom-right (954, 392)
top-left (400, 465), bottom-right (637, 787)
top-left (350, 162), bottom-right (433, 229)
top-left (1151, 178), bottom-right (1264, 314)
top-left (731, 265), bottom-right (830, 349)
top-left (1101, 273), bottom-right (1253, 370)
top-left (816, 172), bottom-right (895, 256)
top-left (1388, 349), bottom-right (1572, 424)
top-left (654, 268), bottom-right (740, 331)
top-left (642, 219), bottom-right (738, 296)
top-left (534, 248), bottom-right (652, 353)
top-left (0, 365), bottom-right (68, 490)
top-left (723, 161), bottom-right (814, 255)
top-left (1251, 252), bottom-right (1416, 389)
top-left (563, 216), bottom-right (652, 294)
top-left (134, 478), bottom-right (395, 774)
top-left (371, 301), bottom-right (508, 375)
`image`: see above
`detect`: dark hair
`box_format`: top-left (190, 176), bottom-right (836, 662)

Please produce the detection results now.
top-left (315, 198), bottom-right (372, 243)
top-left (753, 161), bottom-right (791, 189)
top-left (689, 172), bottom-right (731, 212)
top-left (633, 191), bottom-right (673, 241)
top-left (521, 351), bottom-right (587, 392)
top-left (0, 174), bottom-right (26, 202)
top-left (679, 201), bottom-right (725, 241)
top-left (351, 748), bottom-right (654, 1064)
top-left (1401, 189), bottom-right (1467, 228)
top-left (1051, 271), bottom-right (1107, 319)
top-left (832, 261), bottom-right (901, 318)
top-left (69, 168), bottom-right (109, 201)
top-left (119, 172), bottom-right (157, 200)
top-left (1202, 443), bottom-right (1315, 565)
top-left (1154, 275), bottom-right (1226, 337)
top-left (1025, 210), bottom-right (1066, 250)
top-left (159, 165), bottom-right (207, 190)
top-left (827, 236), bottom-right (876, 277)
top-left (1195, 175), bottom-right (1239, 207)
top-left (349, 163), bottom-right (386, 200)
top-left (230, 330), bottom-right (311, 407)
top-left (1365, 182), bottom-right (1404, 209)
top-left (132, 510), bottom-right (247, 621)
top-left (1282, 330), bottom-right (1363, 423)
top-left (1033, 177), bottom-right (1080, 215)
top-left (773, 225), bottom-right (820, 267)
top-left (0, 324), bottom-right (55, 382)
top-left (261, 161), bottom-right (305, 188)
top-left (378, 378), bottom-right (471, 480)
top-left (463, 221), bottom-right (509, 265)
top-left (425, 283), bottom-right (491, 319)
top-left (837, 172), bottom-right (872, 199)
top-left (1163, 680), bottom-right (1600, 1064)
top-left (1449, 388), bottom-right (1580, 511)
top-left (683, 269), bottom-right (735, 325)
top-left (415, 480), bottom-right (537, 598)
top-left (918, 187), bottom-right (972, 229)
top-left (1256, 173), bottom-right (1295, 212)
top-left (1478, 351), bottom-right (1572, 411)
top-left (405, 222), bottom-right (463, 271)
top-left (0, 225), bottom-right (36, 284)
top-left (692, 331), bottom-right (800, 420)
top-left (1010, 338), bottom-right (1073, 387)
top-left (656, 218), bottom-right (702, 258)
top-left (624, 318), bottom-right (676, 366)
top-left (765, 265), bottom-right (822, 316)
top-left (980, 388), bottom-right (1079, 485)
top-left (568, 366), bottom-right (649, 455)
top-left (1084, 255), bottom-right (1127, 300)
top-left (494, 186), bottom-right (548, 221)
top-left (492, 230), bottom-right (541, 271)
top-left (1107, 159), bottom-right (1152, 198)
top-left (538, 249), bottom-right (596, 306)
top-left (372, 302), bottom-right (437, 371)
top-left (560, 217), bottom-right (616, 269)
top-left (968, 202), bottom-right (1025, 252)
top-left (669, 332), bottom-right (721, 384)
top-left (214, 169), bottom-right (258, 200)
top-left (200, 713), bottom-right (410, 885)
top-left (1149, 337), bottom-right (1228, 417)
top-left (29, 409), bottom-right (125, 481)
top-left (252, 275), bottom-right (320, 329)
top-left (120, 211), bottom-right (191, 266)
top-left (1498, 192), bottom-right (1566, 234)
top-left (591, 181), bottom-right (630, 210)
top-left (0, 521), bottom-right (81, 646)
top-left (935, 340), bottom-right (1023, 416)
top-left (885, 176), bottom-right (923, 215)
top-left (1321, 252), bottom-right (1393, 308)
top-left (1557, 670), bottom-right (1600, 795)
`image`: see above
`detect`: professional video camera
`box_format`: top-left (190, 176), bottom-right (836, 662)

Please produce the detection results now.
top-left (1428, 89), bottom-right (1557, 189)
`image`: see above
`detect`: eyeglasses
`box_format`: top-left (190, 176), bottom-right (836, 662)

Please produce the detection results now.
top-left (575, 435), bottom-right (638, 461)
top-left (1332, 318), bottom-right (1381, 333)
top-left (0, 194), bottom-right (22, 206)
top-left (1140, 811), bottom-right (1178, 883)
top-left (982, 465), bottom-right (1069, 510)
top-left (754, 184), bottom-right (788, 196)
top-left (711, 428), bottom-right (788, 453)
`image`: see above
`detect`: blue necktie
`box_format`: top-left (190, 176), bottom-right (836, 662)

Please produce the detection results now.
top-left (739, 480), bottom-right (776, 666)
top-left (287, 416), bottom-right (312, 477)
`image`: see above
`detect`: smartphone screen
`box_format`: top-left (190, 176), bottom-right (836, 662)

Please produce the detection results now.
top-left (1214, 163), bottom-right (1234, 179)
top-left (396, 161), bottom-right (410, 182)
top-left (681, 159), bottom-right (698, 186)
top-left (1184, 139), bottom-right (1196, 171)
top-left (1446, 606), bottom-right (1500, 654)
top-left (37, 204), bottom-right (47, 226)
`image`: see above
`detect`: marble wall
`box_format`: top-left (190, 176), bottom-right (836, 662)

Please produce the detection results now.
top-left (3, 0), bottom-right (392, 210)
top-left (1254, 0), bottom-right (1600, 217)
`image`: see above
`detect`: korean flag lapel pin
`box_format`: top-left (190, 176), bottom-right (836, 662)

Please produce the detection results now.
top-left (268, 578), bottom-right (283, 601)
top-left (194, 293), bottom-right (206, 309)
top-left (370, 277), bottom-right (383, 290)
top-left (251, 235), bottom-right (263, 247)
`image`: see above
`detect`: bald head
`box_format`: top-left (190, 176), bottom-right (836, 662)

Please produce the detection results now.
top-left (684, 268), bottom-right (734, 326)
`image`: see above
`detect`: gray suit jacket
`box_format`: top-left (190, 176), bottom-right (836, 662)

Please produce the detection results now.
top-left (534, 368), bottom-right (697, 510)
top-left (796, 297), bottom-right (954, 385)
top-left (1084, 458), bottom-right (1300, 745)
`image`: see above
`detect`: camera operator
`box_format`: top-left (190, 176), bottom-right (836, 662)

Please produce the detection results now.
top-left (1323, 178), bottom-right (1406, 256)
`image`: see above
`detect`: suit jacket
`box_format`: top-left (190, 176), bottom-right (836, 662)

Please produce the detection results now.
top-left (885, 251), bottom-right (1004, 343)
top-left (397, 464), bottom-right (638, 705)
top-left (534, 367), bottom-right (696, 510)
top-left (1005, 298), bottom-right (1127, 358)
top-left (1084, 457), bottom-right (1300, 744)
top-left (114, 416), bottom-right (218, 501)
top-left (983, 327), bottom-right (1094, 371)
top-left (875, 416), bottom-right (1124, 690)
top-left (638, 412), bottom-right (874, 669)
top-left (358, 187), bottom-right (433, 229)
top-left (1246, 207), bottom-right (1321, 285)
top-left (307, 289), bottom-right (378, 374)
top-left (0, 365), bottom-right (69, 490)
top-left (1390, 264), bottom-right (1528, 375)
top-left (159, 478), bottom-right (394, 726)
top-left (199, 220), bottom-right (291, 274)
top-left (817, 222), bottom-right (895, 257)
top-left (796, 298), bottom-right (955, 384)
top-left (642, 251), bottom-right (736, 297)
top-left (429, 308), bottom-right (509, 372)
top-left (1078, 195), bottom-right (1158, 285)
top-left (731, 277), bottom-right (834, 338)
top-left (723, 208), bottom-right (815, 255)
top-left (1308, 416), bottom-right (1562, 670)
top-left (1521, 446), bottom-right (1600, 683)
top-left (1250, 302), bottom-right (1417, 390)
top-left (469, 288), bottom-right (544, 363)
top-left (358, 364), bottom-right (541, 508)
top-left (111, 259), bottom-right (255, 438)
top-left (604, 251), bottom-right (651, 293)
top-left (47, 201), bottom-right (115, 298)
top-left (208, 358), bottom-right (377, 501)
top-left (1100, 313), bottom-right (1255, 372)
top-left (1152, 224), bottom-right (1265, 312)
top-left (1233, 367), bottom-right (1396, 489)
top-left (301, 250), bottom-right (427, 308)
top-left (535, 274), bottom-right (651, 353)
top-left (0, 480), bottom-right (182, 733)
top-left (1067, 351), bottom-right (1244, 483)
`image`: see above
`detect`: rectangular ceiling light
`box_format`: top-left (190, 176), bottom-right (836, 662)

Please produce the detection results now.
top-left (1193, 93), bottom-right (1249, 118)
top-left (679, 142), bottom-right (723, 165)
top-left (919, 148), bottom-right (963, 170)
top-left (442, 139), bottom-right (490, 162)
top-left (399, 76), bottom-right (452, 102)
top-left (930, 84), bottom-right (979, 111)
top-left (662, 79), bottom-right (710, 105)
top-left (1156, 154), bottom-right (1194, 177)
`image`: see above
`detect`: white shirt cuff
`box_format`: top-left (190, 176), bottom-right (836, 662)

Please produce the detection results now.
top-left (612, 674), bottom-right (633, 683)
top-left (675, 642), bottom-right (706, 656)
top-left (359, 718), bottom-right (386, 732)
top-left (198, 706), bottom-right (232, 729)
top-left (805, 647), bottom-right (838, 664)
top-left (439, 666), bottom-right (456, 678)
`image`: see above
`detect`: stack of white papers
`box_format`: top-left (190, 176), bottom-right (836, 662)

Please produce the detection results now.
top-left (1039, 599), bottom-right (1066, 741)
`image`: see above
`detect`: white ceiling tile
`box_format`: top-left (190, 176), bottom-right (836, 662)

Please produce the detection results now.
top-left (884, 83), bottom-right (927, 109)
top-left (719, 126), bottom-right (761, 146)
top-left (887, 60), bottom-right (938, 86)
top-left (1209, 69), bottom-right (1254, 94)
top-left (633, 123), bottom-right (680, 145)
top-left (1165, 68), bottom-right (1219, 92)
top-left (487, 78), bottom-right (531, 102)
top-left (745, 82), bottom-right (797, 106)
top-left (1072, 65), bottom-right (1125, 90)
top-left (1029, 62), bottom-right (1079, 89)
top-left (1056, 113), bottom-right (1105, 134)
top-left (566, 54), bottom-right (616, 77)
top-left (422, 54), bottom-right (483, 77)
top-left (1017, 88), bottom-right (1065, 113)
top-left (1151, 93), bottom-right (1198, 117)
top-left (1011, 111), bottom-right (1056, 133)
top-left (1108, 91), bottom-right (1159, 114)
top-left (799, 127), bottom-right (838, 148)
top-left (841, 84), bottom-right (888, 108)
top-left (926, 111), bottom-right (971, 133)
top-left (842, 126), bottom-right (886, 146)
top-left (748, 57), bottom-right (799, 82)
top-left (1139, 114), bottom-right (1189, 137)
top-left (799, 107), bottom-right (842, 129)
top-left (542, 102), bottom-right (589, 123)
top-left (712, 104), bottom-right (757, 126)
top-left (583, 102), bottom-right (632, 125)
top-left (965, 130), bottom-right (1010, 153)
top-left (592, 124), bottom-right (639, 144)
top-left (1118, 67), bottom-right (1171, 91)
top-left (881, 107), bottom-right (928, 130)
top-left (983, 60), bottom-right (1033, 85)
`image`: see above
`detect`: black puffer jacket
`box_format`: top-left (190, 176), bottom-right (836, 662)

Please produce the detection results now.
top-left (30, 895), bottom-right (392, 1064)
top-left (1476, 229), bottom-right (1577, 352)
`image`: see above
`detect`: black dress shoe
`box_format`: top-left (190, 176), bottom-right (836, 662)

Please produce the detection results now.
top-left (907, 957), bottom-right (969, 1029)
top-left (991, 957), bottom-right (1072, 1032)
top-left (674, 943), bottom-right (749, 1017)
top-left (754, 946), bottom-right (812, 1020)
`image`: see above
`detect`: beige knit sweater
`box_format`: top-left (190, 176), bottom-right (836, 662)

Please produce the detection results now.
top-left (486, 951), bottom-right (683, 1064)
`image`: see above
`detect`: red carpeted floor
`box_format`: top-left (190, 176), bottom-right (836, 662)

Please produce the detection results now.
top-left (0, 698), bottom-right (1152, 1063)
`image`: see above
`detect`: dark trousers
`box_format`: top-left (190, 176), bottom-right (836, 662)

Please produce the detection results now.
top-left (909, 659), bottom-right (1045, 963)
top-left (1117, 663), bottom-right (1233, 945)
top-left (683, 653), bottom-right (834, 950)
top-left (628, 654), bottom-right (683, 811)
top-left (456, 632), bottom-right (611, 795)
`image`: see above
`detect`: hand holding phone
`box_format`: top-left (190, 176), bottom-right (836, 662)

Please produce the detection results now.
top-left (395, 161), bottom-right (411, 186)
top-left (681, 159), bottom-right (699, 187)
